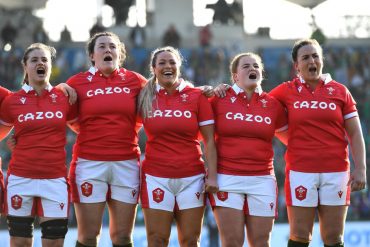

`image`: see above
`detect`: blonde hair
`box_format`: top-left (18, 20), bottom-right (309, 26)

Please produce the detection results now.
top-left (137, 46), bottom-right (183, 119)
top-left (229, 52), bottom-right (264, 83)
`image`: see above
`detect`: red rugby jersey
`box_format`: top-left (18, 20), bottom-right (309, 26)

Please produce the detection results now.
top-left (212, 84), bottom-right (287, 176)
top-left (142, 80), bottom-right (214, 178)
top-left (269, 74), bottom-right (357, 172)
top-left (0, 84), bottom-right (77, 179)
top-left (0, 86), bottom-right (11, 105)
top-left (67, 67), bottom-right (147, 161)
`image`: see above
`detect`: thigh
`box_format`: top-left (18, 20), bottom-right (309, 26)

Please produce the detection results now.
top-left (39, 178), bottom-right (69, 218)
top-left (107, 199), bottom-right (137, 236)
top-left (71, 158), bottom-right (109, 203)
top-left (6, 175), bottom-right (36, 216)
top-left (74, 202), bottom-right (106, 236)
top-left (245, 175), bottom-right (278, 217)
top-left (110, 159), bottom-right (140, 204)
top-left (143, 208), bottom-right (173, 243)
top-left (318, 205), bottom-right (347, 244)
top-left (213, 207), bottom-right (245, 245)
top-left (176, 174), bottom-right (205, 210)
top-left (141, 173), bottom-right (176, 212)
top-left (245, 215), bottom-right (274, 247)
top-left (319, 171), bottom-right (350, 206)
top-left (175, 207), bottom-right (205, 244)
top-left (285, 170), bottom-right (319, 207)
top-left (287, 206), bottom-right (316, 242)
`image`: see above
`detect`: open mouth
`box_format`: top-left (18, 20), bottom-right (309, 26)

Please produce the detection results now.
top-left (163, 71), bottom-right (173, 76)
top-left (308, 67), bottom-right (317, 72)
top-left (249, 73), bottom-right (257, 79)
top-left (104, 56), bottom-right (113, 62)
top-left (36, 68), bottom-right (45, 75)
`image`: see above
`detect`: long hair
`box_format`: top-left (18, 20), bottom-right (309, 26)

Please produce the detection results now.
top-left (137, 46), bottom-right (183, 119)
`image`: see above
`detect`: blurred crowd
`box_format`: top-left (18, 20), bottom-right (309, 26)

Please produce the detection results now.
top-left (0, 40), bottom-right (369, 227)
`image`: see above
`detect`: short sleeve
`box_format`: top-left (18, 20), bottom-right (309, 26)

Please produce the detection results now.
top-left (269, 83), bottom-right (288, 106)
top-left (342, 87), bottom-right (357, 120)
top-left (198, 94), bottom-right (214, 126)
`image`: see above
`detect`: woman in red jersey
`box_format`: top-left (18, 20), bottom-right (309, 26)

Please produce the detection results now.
top-left (0, 43), bottom-right (77, 247)
top-left (269, 39), bottom-right (367, 247)
top-left (210, 52), bottom-right (287, 247)
top-left (65, 32), bottom-right (147, 247)
top-left (137, 46), bottom-right (218, 247)
top-left (0, 86), bottom-right (11, 215)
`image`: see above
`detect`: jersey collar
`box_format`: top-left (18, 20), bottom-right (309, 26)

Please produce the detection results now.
top-left (156, 78), bottom-right (188, 93)
top-left (88, 66), bottom-right (120, 77)
top-left (231, 83), bottom-right (263, 96)
top-left (298, 73), bottom-right (332, 85)
top-left (22, 83), bottom-right (53, 93)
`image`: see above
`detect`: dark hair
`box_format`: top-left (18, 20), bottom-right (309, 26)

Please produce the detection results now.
top-left (229, 52), bottom-right (264, 82)
top-left (291, 38), bottom-right (322, 62)
top-left (22, 43), bottom-right (56, 85)
top-left (86, 31), bottom-right (126, 66)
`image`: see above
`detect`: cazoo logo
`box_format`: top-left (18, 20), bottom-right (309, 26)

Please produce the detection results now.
top-left (225, 112), bottom-right (272, 124)
top-left (148, 110), bottom-right (192, 119)
top-left (86, 87), bottom-right (131, 97)
top-left (293, 101), bottom-right (336, 110)
top-left (18, 111), bottom-right (63, 122)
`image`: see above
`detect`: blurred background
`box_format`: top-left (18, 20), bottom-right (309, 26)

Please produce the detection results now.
top-left (0, 0), bottom-right (369, 246)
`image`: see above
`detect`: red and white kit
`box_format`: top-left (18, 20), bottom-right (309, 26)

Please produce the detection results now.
top-left (67, 67), bottom-right (146, 203)
top-left (0, 86), bottom-right (10, 211)
top-left (0, 84), bottom-right (77, 217)
top-left (209, 84), bottom-right (287, 216)
top-left (141, 80), bottom-right (214, 211)
top-left (270, 74), bottom-right (357, 206)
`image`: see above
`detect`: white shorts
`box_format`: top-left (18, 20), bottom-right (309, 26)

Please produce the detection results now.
top-left (5, 175), bottom-right (69, 217)
top-left (209, 174), bottom-right (278, 217)
top-left (141, 173), bottom-right (205, 212)
top-left (285, 170), bottom-right (350, 207)
top-left (70, 158), bottom-right (140, 204)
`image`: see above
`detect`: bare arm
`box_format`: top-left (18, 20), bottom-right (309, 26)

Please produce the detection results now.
top-left (345, 117), bottom-right (367, 191)
top-left (200, 124), bottom-right (218, 193)
top-left (55, 83), bottom-right (77, 105)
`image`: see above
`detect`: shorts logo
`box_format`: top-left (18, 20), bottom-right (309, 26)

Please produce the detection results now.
top-left (195, 192), bottom-right (201, 200)
top-left (11, 195), bottom-right (22, 210)
top-left (152, 188), bottom-right (164, 203)
top-left (132, 189), bottom-right (137, 198)
top-left (295, 185), bottom-right (307, 201)
top-left (270, 202), bottom-right (274, 210)
top-left (217, 191), bottom-right (228, 201)
top-left (338, 191), bottom-right (343, 198)
top-left (81, 182), bottom-right (93, 197)
top-left (59, 203), bottom-right (65, 210)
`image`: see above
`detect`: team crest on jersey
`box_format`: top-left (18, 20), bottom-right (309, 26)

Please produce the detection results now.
top-left (152, 188), bottom-right (164, 203)
top-left (11, 195), bottom-right (22, 210)
top-left (87, 75), bottom-right (93, 82)
top-left (327, 87), bottom-right (335, 95)
top-left (217, 191), bottom-right (228, 201)
top-left (180, 93), bottom-right (188, 102)
top-left (20, 97), bottom-right (26, 104)
top-left (297, 86), bottom-right (303, 93)
top-left (81, 182), bottom-right (93, 197)
top-left (50, 93), bottom-right (58, 103)
top-left (295, 185), bottom-right (307, 201)
top-left (118, 72), bottom-right (125, 81)
top-left (230, 96), bottom-right (236, 103)
top-left (338, 190), bottom-right (343, 198)
top-left (260, 99), bottom-right (268, 108)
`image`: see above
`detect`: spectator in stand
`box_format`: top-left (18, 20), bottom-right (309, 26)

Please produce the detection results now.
top-left (162, 24), bottom-right (181, 48)
top-left (199, 24), bottom-right (213, 48)
top-left (1, 21), bottom-right (17, 49)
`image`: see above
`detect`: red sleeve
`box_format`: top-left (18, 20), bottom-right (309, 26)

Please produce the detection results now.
top-left (198, 94), bottom-right (214, 126)
top-left (67, 102), bottom-right (79, 122)
top-left (275, 100), bottom-right (288, 131)
top-left (0, 86), bottom-right (11, 106)
top-left (135, 72), bottom-right (147, 89)
top-left (269, 83), bottom-right (287, 106)
top-left (0, 95), bottom-right (14, 126)
top-left (342, 86), bottom-right (357, 117)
